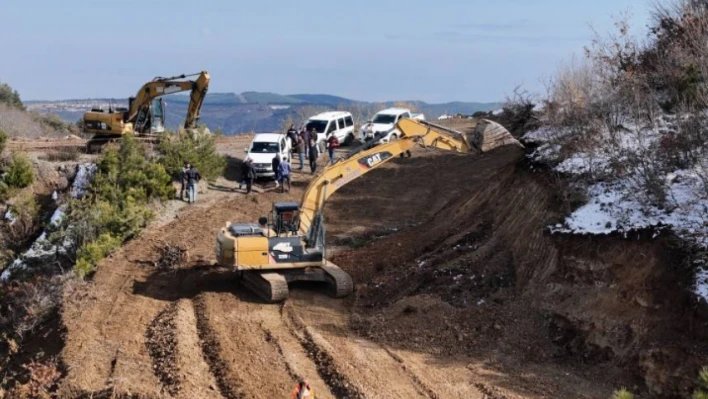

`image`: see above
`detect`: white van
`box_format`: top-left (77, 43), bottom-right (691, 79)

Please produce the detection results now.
top-left (305, 111), bottom-right (356, 146)
top-left (245, 133), bottom-right (292, 179)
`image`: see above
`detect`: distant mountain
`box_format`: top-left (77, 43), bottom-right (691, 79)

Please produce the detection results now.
top-left (26, 92), bottom-right (501, 134)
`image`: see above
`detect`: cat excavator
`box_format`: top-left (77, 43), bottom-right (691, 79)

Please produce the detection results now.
top-left (215, 118), bottom-right (520, 302)
top-left (82, 71), bottom-right (210, 150)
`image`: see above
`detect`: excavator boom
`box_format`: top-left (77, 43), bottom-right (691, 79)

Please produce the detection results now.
top-left (298, 118), bottom-right (490, 236)
top-left (82, 71), bottom-right (210, 139)
top-left (216, 117), bottom-right (520, 302)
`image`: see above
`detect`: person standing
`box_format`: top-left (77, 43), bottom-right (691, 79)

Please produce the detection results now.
top-left (186, 163), bottom-right (201, 204)
top-left (308, 138), bottom-right (319, 174)
top-left (272, 154), bottom-right (281, 189)
top-left (278, 156), bottom-right (291, 193)
top-left (179, 162), bottom-right (189, 200)
top-left (295, 134), bottom-right (305, 170)
top-left (326, 133), bottom-right (339, 165)
top-left (239, 158), bottom-right (250, 190)
top-left (301, 128), bottom-right (311, 160)
top-left (244, 158), bottom-right (256, 194)
top-left (286, 124), bottom-right (297, 147)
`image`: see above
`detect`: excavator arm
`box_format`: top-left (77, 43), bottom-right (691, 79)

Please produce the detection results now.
top-left (297, 119), bottom-right (480, 242)
top-left (127, 71), bottom-right (210, 129)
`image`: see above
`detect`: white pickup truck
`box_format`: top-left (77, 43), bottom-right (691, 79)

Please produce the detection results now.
top-left (359, 107), bottom-right (425, 143)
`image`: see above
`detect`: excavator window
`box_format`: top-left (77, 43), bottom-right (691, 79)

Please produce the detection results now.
top-left (273, 205), bottom-right (300, 236)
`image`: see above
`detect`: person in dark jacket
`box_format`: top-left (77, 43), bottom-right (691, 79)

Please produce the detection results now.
top-left (286, 124), bottom-right (298, 149)
top-left (308, 138), bottom-right (319, 174)
top-left (278, 156), bottom-right (291, 193)
top-left (179, 162), bottom-right (189, 200)
top-left (185, 163), bottom-right (201, 204)
top-left (272, 154), bottom-right (281, 188)
top-left (301, 129), bottom-right (311, 159)
top-left (243, 159), bottom-right (256, 193)
top-left (239, 158), bottom-right (250, 190)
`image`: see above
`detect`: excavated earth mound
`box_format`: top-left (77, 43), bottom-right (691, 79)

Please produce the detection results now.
top-left (332, 143), bottom-right (708, 398)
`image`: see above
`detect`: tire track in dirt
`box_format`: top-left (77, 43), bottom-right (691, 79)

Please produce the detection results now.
top-left (260, 324), bottom-right (299, 381)
top-left (284, 304), bottom-right (366, 399)
top-left (193, 295), bottom-right (247, 399)
top-left (382, 348), bottom-right (440, 399)
top-left (172, 299), bottom-right (223, 399)
top-left (145, 302), bottom-right (180, 396)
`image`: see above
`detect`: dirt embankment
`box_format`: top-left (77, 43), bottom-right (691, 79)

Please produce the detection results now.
top-left (10, 131), bottom-right (706, 398)
top-left (332, 144), bottom-right (708, 398)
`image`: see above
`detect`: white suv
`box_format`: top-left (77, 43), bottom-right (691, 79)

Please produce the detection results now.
top-left (360, 108), bottom-right (425, 143)
top-left (305, 111), bottom-right (356, 145)
top-left (245, 133), bottom-right (292, 179)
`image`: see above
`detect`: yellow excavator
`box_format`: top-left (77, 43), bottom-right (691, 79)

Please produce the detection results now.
top-left (82, 71), bottom-right (210, 143)
top-left (215, 118), bottom-right (520, 302)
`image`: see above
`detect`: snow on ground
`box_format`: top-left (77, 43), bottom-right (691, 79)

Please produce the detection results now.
top-left (697, 267), bottom-right (708, 302)
top-left (4, 209), bottom-right (15, 224)
top-left (528, 115), bottom-right (708, 302)
top-left (1, 163), bottom-right (96, 281)
top-left (71, 163), bottom-right (97, 198)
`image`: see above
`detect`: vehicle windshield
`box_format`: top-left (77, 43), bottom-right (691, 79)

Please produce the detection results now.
top-left (305, 120), bottom-right (328, 133)
top-left (372, 114), bottom-right (396, 124)
top-left (251, 142), bottom-right (279, 153)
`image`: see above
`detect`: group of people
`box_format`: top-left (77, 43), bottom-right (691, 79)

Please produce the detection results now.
top-left (285, 124), bottom-right (339, 173)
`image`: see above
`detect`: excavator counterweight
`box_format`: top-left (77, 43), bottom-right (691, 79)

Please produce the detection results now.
top-left (216, 119), bottom-right (520, 302)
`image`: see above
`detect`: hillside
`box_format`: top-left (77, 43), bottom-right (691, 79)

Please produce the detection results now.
top-left (25, 92), bottom-right (500, 134)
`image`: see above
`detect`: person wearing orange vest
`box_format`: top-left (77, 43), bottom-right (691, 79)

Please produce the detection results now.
top-left (291, 378), bottom-right (315, 399)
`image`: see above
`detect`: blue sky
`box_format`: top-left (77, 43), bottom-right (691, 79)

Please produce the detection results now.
top-left (1, 0), bottom-right (650, 103)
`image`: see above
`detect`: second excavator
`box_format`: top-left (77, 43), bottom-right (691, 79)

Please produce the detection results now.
top-left (215, 118), bottom-right (521, 302)
top-left (82, 71), bottom-right (210, 149)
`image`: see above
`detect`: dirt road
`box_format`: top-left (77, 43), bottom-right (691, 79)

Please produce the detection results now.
top-left (57, 139), bottom-right (618, 399)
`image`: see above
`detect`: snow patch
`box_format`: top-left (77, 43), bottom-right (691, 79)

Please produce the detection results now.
top-left (2, 163), bottom-right (96, 281)
top-left (71, 163), bottom-right (97, 199)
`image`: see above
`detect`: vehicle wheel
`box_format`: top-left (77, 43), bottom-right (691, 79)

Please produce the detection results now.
top-left (344, 133), bottom-right (354, 146)
top-left (390, 134), bottom-right (398, 141)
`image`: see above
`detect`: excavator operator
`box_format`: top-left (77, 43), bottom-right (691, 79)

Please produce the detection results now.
top-left (291, 378), bottom-right (315, 398)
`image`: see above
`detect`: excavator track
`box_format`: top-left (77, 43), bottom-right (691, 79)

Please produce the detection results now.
top-left (241, 271), bottom-right (289, 303)
top-left (322, 262), bottom-right (354, 298)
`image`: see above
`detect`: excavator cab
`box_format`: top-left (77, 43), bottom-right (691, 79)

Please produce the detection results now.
top-left (271, 202), bottom-right (300, 236)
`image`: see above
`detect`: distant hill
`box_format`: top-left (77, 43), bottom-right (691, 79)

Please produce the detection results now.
top-left (26, 91), bottom-right (501, 134)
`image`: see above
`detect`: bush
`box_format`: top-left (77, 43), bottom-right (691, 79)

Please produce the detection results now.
top-left (695, 366), bottom-right (708, 399)
top-left (0, 81), bottom-right (24, 111)
top-left (611, 388), bottom-right (634, 399)
top-left (0, 128), bottom-right (7, 154)
top-left (6, 192), bottom-right (41, 247)
top-left (42, 147), bottom-right (81, 162)
top-left (52, 135), bottom-right (171, 277)
top-left (74, 233), bottom-right (121, 277)
top-left (157, 128), bottom-right (226, 182)
top-left (5, 152), bottom-right (34, 189)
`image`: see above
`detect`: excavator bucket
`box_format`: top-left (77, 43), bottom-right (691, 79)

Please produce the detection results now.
top-left (467, 118), bottom-right (523, 152)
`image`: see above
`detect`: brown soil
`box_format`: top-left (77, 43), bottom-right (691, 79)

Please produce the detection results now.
top-left (7, 133), bottom-right (700, 399)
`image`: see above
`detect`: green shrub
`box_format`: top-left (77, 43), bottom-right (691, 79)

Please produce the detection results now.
top-left (74, 232), bottom-right (121, 277)
top-left (34, 113), bottom-right (68, 132)
top-left (5, 151), bottom-right (34, 188)
top-left (611, 388), bottom-right (634, 399)
top-left (157, 128), bottom-right (226, 182)
top-left (695, 367), bottom-right (708, 399)
top-left (0, 81), bottom-right (24, 110)
top-left (54, 134), bottom-right (171, 277)
top-left (0, 128), bottom-right (7, 154)
top-left (6, 192), bottom-right (40, 246)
